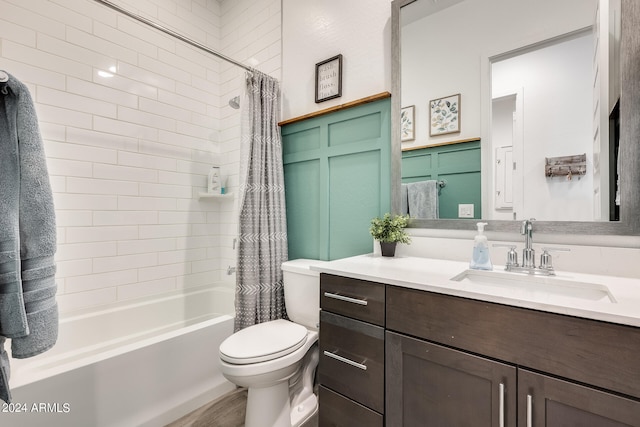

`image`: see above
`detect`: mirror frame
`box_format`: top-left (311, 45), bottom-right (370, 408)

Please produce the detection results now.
top-left (391, 0), bottom-right (640, 235)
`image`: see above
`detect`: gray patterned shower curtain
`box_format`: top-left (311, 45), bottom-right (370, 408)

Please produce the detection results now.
top-left (234, 71), bottom-right (288, 331)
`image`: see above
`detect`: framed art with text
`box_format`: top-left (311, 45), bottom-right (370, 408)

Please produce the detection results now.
top-left (315, 54), bottom-right (343, 103)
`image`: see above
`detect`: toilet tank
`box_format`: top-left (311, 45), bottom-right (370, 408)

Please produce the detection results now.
top-left (282, 259), bottom-right (326, 330)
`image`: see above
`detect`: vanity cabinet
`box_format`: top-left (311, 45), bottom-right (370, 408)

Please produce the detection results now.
top-left (386, 332), bottom-right (640, 426)
top-left (318, 273), bottom-right (640, 426)
top-left (318, 274), bottom-right (385, 427)
top-left (386, 285), bottom-right (640, 427)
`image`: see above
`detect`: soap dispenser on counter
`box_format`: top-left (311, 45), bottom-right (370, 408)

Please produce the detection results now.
top-left (470, 222), bottom-right (492, 270)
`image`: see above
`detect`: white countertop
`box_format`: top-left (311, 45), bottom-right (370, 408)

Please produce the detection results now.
top-left (312, 254), bottom-right (640, 328)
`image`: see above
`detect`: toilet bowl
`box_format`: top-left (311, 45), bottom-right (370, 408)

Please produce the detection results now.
top-left (219, 259), bottom-right (326, 427)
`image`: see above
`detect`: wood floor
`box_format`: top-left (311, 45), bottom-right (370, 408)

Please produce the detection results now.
top-left (166, 388), bottom-right (319, 427)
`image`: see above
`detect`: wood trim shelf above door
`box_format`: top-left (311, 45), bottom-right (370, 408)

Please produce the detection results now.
top-left (278, 92), bottom-right (391, 126)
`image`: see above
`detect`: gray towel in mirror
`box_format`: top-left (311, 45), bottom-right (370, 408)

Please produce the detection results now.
top-left (407, 180), bottom-right (439, 219)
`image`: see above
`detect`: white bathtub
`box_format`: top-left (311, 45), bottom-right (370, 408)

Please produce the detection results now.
top-left (2, 284), bottom-right (236, 427)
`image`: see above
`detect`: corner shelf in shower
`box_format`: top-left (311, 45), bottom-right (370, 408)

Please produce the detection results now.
top-left (197, 192), bottom-right (234, 200)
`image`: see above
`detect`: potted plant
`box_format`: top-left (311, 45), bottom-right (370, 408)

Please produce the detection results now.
top-left (369, 213), bottom-right (411, 257)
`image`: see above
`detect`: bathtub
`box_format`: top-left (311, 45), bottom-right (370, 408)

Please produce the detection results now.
top-left (2, 284), bottom-right (236, 427)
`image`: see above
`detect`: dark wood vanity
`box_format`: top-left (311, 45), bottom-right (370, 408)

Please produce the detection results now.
top-left (318, 273), bottom-right (640, 426)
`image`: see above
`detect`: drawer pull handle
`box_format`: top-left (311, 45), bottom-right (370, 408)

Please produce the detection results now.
top-left (526, 394), bottom-right (533, 427)
top-left (323, 292), bottom-right (368, 306)
top-left (499, 383), bottom-right (505, 427)
top-left (323, 350), bottom-right (367, 371)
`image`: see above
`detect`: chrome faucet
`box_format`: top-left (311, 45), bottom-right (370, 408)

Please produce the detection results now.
top-left (521, 218), bottom-right (535, 268)
top-left (494, 218), bottom-right (571, 276)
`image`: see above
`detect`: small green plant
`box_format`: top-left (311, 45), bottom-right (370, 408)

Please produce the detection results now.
top-left (369, 213), bottom-right (411, 244)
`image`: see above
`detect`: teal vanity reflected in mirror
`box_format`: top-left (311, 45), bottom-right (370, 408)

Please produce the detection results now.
top-left (390, 0), bottom-right (640, 235)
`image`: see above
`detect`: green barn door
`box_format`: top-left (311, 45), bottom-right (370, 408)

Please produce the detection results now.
top-left (282, 98), bottom-right (391, 261)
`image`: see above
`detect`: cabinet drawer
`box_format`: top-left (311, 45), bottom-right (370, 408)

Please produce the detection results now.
top-left (319, 386), bottom-right (383, 427)
top-left (319, 311), bottom-right (384, 413)
top-left (320, 273), bottom-right (385, 326)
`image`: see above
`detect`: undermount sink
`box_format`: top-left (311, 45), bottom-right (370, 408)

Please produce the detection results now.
top-left (450, 269), bottom-right (617, 304)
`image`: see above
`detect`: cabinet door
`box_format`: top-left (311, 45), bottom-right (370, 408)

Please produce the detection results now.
top-left (386, 331), bottom-right (516, 427)
top-left (518, 369), bottom-right (640, 427)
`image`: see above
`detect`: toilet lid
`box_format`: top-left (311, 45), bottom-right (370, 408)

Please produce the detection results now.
top-left (219, 319), bottom-right (308, 364)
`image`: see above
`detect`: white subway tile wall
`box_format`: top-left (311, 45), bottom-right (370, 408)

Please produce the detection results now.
top-left (1, 0), bottom-right (281, 313)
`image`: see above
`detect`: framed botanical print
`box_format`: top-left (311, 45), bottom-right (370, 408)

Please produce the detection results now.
top-left (430, 93), bottom-right (460, 136)
top-left (401, 105), bottom-right (415, 141)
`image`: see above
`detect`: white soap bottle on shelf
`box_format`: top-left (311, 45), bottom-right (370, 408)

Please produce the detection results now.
top-left (207, 166), bottom-right (221, 194)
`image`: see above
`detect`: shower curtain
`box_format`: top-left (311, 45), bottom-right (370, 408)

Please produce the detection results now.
top-left (235, 71), bottom-right (288, 331)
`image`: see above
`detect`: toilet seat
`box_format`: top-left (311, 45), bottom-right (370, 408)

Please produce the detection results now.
top-left (220, 319), bottom-right (309, 365)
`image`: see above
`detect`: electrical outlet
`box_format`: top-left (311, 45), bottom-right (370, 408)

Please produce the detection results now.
top-left (458, 204), bottom-right (474, 218)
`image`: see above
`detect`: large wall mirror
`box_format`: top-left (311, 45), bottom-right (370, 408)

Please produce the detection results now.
top-left (390, 0), bottom-right (640, 235)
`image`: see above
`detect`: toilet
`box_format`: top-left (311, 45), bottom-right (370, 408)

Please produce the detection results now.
top-left (219, 259), bottom-right (326, 427)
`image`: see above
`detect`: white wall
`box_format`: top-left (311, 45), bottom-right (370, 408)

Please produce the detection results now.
top-left (400, 0), bottom-right (594, 149)
top-left (0, 0), bottom-right (280, 314)
top-left (281, 0), bottom-right (391, 121)
top-left (492, 33), bottom-right (594, 222)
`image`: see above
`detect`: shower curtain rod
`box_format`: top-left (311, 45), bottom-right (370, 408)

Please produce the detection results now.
top-left (92, 0), bottom-right (257, 73)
